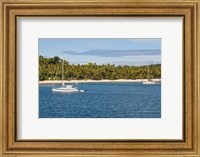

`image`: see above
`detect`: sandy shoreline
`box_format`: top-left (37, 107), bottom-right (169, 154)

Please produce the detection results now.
top-left (39, 79), bottom-right (161, 84)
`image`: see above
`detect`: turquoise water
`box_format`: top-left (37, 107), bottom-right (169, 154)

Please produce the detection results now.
top-left (39, 82), bottom-right (161, 118)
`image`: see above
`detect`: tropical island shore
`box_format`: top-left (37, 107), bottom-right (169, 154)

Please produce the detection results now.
top-left (39, 79), bottom-right (161, 84)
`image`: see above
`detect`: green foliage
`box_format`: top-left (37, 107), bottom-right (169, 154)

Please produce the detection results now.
top-left (39, 55), bottom-right (161, 81)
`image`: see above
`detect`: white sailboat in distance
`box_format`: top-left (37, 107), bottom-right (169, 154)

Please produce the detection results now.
top-left (143, 65), bottom-right (156, 85)
top-left (52, 57), bottom-right (85, 92)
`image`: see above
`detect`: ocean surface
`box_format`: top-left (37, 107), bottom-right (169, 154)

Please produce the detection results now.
top-left (39, 82), bottom-right (161, 118)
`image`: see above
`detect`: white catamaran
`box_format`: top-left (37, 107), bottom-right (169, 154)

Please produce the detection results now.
top-left (143, 65), bottom-right (156, 85)
top-left (52, 57), bottom-right (84, 92)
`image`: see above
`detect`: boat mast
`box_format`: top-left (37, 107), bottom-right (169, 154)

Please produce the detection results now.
top-left (62, 56), bottom-right (64, 87)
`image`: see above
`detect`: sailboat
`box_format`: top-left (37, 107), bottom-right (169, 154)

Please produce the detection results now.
top-left (143, 65), bottom-right (156, 85)
top-left (52, 57), bottom-right (84, 92)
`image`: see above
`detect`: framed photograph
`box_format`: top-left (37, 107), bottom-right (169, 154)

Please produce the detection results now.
top-left (0, 0), bottom-right (199, 156)
top-left (39, 38), bottom-right (162, 118)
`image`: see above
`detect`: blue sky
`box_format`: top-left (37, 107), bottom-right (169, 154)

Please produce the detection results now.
top-left (39, 38), bottom-right (161, 66)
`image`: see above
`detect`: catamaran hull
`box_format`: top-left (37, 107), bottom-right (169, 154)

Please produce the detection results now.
top-left (143, 82), bottom-right (156, 85)
top-left (52, 88), bottom-right (79, 92)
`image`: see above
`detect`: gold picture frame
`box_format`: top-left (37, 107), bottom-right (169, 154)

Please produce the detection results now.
top-left (0, 0), bottom-right (199, 156)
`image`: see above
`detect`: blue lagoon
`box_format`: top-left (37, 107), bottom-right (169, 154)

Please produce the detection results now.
top-left (39, 82), bottom-right (161, 118)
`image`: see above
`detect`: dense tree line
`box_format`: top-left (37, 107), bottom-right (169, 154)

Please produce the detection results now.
top-left (39, 55), bottom-right (161, 81)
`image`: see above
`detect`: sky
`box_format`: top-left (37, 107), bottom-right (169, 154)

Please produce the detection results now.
top-left (38, 38), bottom-right (161, 66)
